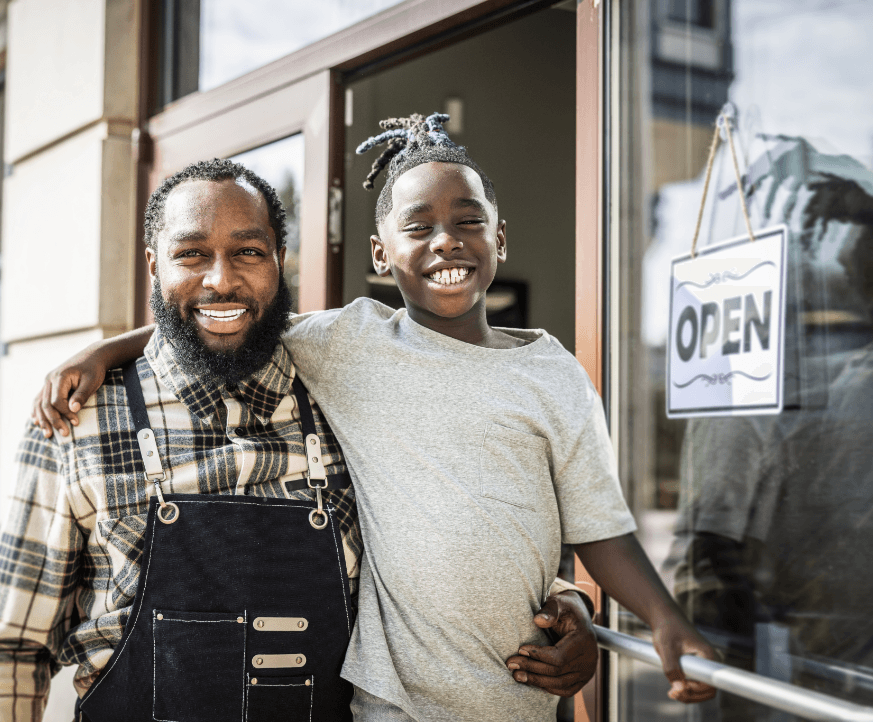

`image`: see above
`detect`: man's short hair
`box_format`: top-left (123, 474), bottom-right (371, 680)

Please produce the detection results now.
top-left (356, 113), bottom-right (498, 228)
top-left (143, 158), bottom-right (287, 250)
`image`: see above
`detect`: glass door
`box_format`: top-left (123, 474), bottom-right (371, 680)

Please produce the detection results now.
top-left (613, 0), bottom-right (873, 719)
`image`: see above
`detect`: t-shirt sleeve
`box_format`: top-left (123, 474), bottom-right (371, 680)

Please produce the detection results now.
top-left (554, 398), bottom-right (637, 545)
top-left (282, 309), bottom-right (345, 390)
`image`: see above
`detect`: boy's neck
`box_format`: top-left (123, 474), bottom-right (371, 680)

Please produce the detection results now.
top-left (405, 302), bottom-right (527, 349)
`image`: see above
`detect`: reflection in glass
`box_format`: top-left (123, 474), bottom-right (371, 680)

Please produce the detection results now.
top-left (230, 134), bottom-right (304, 312)
top-left (618, 1), bottom-right (873, 719)
top-left (200, 0), bottom-right (405, 92)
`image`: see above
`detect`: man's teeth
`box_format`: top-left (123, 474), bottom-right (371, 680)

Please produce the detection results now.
top-left (428, 267), bottom-right (470, 285)
top-left (198, 308), bottom-right (247, 322)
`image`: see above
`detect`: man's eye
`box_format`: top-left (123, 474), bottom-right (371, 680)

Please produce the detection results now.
top-left (177, 249), bottom-right (202, 259)
top-left (238, 248), bottom-right (262, 256)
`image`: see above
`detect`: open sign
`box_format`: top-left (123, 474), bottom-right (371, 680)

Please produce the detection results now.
top-left (667, 226), bottom-right (787, 418)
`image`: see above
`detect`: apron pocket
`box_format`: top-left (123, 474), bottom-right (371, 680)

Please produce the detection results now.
top-left (153, 609), bottom-right (246, 722)
top-left (246, 674), bottom-right (314, 721)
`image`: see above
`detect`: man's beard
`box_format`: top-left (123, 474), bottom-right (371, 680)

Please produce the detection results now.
top-left (150, 274), bottom-right (293, 385)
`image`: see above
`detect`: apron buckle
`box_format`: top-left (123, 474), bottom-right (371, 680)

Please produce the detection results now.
top-left (308, 483), bottom-right (329, 530)
top-left (151, 475), bottom-right (180, 525)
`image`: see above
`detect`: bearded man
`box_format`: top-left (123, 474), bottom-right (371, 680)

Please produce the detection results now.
top-left (1, 159), bottom-right (595, 722)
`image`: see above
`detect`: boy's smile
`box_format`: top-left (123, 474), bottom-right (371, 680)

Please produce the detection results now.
top-left (371, 162), bottom-right (507, 340)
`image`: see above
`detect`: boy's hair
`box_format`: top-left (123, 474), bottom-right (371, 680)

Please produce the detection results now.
top-left (144, 158), bottom-right (288, 251)
top-left (356, 112), bottom-right (498, 227)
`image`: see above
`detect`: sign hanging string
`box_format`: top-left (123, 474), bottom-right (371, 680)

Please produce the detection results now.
top-left (690, 112), bottom-right (756, 258)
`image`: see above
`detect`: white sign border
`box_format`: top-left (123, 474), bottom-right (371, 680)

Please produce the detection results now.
top-left (666, 224), bottom-right (788, 419)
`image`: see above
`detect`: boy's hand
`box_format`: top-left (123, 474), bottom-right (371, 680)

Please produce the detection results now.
top-left (506, 590), bottom-right (598, 697)
top-left (31, 346), bottom-right (108, 438)
top-left (651, 617), bottom-right (718, 703)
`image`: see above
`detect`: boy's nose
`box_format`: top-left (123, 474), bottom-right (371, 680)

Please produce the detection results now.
top-left (430, 232), bottom-right (462, 255)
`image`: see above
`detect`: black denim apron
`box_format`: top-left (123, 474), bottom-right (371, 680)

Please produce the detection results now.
top-left (78, 360), bottom-right (354, 721)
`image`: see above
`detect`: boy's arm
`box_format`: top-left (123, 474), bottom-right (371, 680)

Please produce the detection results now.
top-left (574, 533), bottom-right (717, 703)
top-left (33, 325), bottom-right (154, 437)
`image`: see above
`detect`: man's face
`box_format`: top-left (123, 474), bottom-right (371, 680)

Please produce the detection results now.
top-left (146, 178), bottom-right (290, 383)
top-left (147, 179), bottom-right (286, 352)
top-left (371, 162), bottom-right (506, 322)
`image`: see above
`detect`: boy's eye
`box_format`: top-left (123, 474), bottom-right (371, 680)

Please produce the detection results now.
top-left (405, 224), bottom-right (432, 233)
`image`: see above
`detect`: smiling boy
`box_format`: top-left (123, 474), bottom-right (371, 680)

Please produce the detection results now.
top-left (32, 114), bottom-right (716, 720)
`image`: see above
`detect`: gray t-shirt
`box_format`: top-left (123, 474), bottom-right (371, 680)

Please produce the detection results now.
top-left (286, 298), bottom-right (636, 722)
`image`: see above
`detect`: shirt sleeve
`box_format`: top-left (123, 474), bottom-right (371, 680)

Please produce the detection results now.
top-left (282, 309), bottom-right (345, 390)
top-left (0, 424), bottom-right (83, 722)
top-left (554, 399), bottom-right (637, 545)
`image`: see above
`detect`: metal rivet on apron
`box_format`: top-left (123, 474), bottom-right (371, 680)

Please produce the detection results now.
top-left (305, 679), bottom-right (311, 686)
top-left (237, 616), bottom-right (244, 623)
top-left (143, 432), bottom-right (149, 439)
top-left (256, 620), bottom-right (264, 628)
top-left (156, 613), bottom-right (163, 620)
top-left (147, 451), bottom-right (153, 457)
top-left (255, 657), bottom-right (264, 665)
top-left (311, 457), bottom-right (318, 463)
top-left (309, 438), bottom-right (316, 445)
top-left (251, 678), bottom-right (258, 685)
top-left (296, 656), bottom-right (303, 665)
top-left (298, 621), bottom-right (304, 629)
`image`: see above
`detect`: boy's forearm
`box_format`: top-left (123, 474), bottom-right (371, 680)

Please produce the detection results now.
top-left (574, 533), bottom-right (684, 629)
top-left (98, 325), bottom-right (155, 367)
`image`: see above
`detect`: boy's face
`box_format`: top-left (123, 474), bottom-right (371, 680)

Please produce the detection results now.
top-left (371, 162), bottom-right (506, 322)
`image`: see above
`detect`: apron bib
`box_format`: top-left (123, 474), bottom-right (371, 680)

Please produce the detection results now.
top-left (79, 360), bottom-right (354, 721)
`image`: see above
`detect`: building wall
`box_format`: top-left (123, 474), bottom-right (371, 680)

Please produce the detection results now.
top-left (0, 1), bottom-right (141, 716)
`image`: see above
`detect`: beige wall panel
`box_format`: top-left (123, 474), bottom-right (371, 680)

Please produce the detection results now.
top-left (6, 0), bottom-right (106, 161)
top-left (99, 133), bottom-right (136, 329)
top-left (1, 125), bottom-right (104, 341)
top-left (0, 329), bottom-right (105, 524)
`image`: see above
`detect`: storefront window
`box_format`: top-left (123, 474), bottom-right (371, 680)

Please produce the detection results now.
top-left (159, 0), bottom-right (406, 104)
top-left (230, 134), bottom-right (304, 312)
top-left (616, 0), bottom-right (873, 718)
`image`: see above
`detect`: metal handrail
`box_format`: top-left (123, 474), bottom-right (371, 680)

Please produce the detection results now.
top-left (595, 625), bottom-right (873, 722)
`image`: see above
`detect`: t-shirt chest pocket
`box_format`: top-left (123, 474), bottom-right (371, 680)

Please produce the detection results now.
top-left (478, 423), bottom-right (550, 511)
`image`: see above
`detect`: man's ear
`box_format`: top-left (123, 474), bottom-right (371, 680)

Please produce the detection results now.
top-left (496, 220), bottom-right (507, 264)
top-left (371, 235), bottom-right (391, 276)
top-left (146, 246), bottom-right (158, 283)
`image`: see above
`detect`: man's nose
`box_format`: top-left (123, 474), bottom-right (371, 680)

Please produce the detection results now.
top-left (430, 231), bottom-right (462, 255)
top-left (202, 256), bottom-right (241, 294)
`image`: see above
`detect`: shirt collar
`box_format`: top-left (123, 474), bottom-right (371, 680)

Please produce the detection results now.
top-left (145, 327), bottom-right (294, 425)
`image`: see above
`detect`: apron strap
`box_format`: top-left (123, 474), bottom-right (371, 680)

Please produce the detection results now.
top-left (291, 375), bottom-right (327, 483)
top-left (121, 359), bottom-right (178, 525)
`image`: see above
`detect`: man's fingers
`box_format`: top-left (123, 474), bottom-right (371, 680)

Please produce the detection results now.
top-left (511, 669), bottom-right (588, 697)
top-left (506, 654), bottom-right (569, 677)
top-left (532, 596), bottom-right (561, 627)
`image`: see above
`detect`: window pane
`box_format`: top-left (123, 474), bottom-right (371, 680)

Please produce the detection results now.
top-left (230, 134), bottom-right (304, 312)
top-left (160, 0), bottom-right (407, 103)
top-left (617, 0), bottom-right (873, 719)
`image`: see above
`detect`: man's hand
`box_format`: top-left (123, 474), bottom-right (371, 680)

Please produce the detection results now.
top-left (31, 345), bottom-right (109, 438)
top-left (505, 590), bottom-right (598, 697)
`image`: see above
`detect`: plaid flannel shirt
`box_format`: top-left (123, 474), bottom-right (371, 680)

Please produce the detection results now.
top-left (0, 329), bottom-right (361, 721)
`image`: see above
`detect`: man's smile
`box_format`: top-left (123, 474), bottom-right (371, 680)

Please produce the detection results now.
top-left (193, 304), bottom-right (250, 333)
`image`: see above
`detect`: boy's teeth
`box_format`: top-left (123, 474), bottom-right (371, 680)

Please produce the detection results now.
top-left (199, 308), bottom-right (247, 321)
top-left (429, 267), bottom-right (469, 285)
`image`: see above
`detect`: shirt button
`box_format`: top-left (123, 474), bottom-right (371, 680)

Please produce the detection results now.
top-left (235, 427), bottom-right (246, 437)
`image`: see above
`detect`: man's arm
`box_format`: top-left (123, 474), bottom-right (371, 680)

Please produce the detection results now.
top-left (0, 425), bottom-right (84, 720)
top-left (33, 325), bottom-right (154, 437)
top-left (506, 585), bottom-right (598, 697)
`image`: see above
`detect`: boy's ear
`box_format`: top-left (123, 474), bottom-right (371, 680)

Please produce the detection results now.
top-left (371, 235), bottom-right (391, 277)
top-left (496, 220), bottom-right (507, 264)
